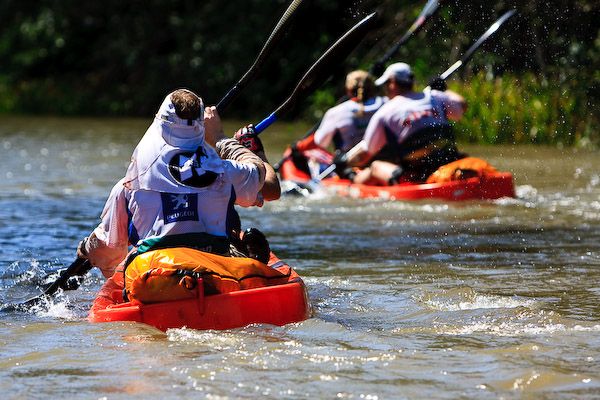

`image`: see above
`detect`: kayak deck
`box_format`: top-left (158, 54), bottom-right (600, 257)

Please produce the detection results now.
top-left (88, 254), bottom-right (311, 331)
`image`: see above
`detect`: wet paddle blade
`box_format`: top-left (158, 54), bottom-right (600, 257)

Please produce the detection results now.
top-left (255, 11), bottom-right (380, 133)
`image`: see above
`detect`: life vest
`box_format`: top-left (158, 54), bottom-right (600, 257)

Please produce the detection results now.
top-left (376, 125), bottom-right (462, 182)
top-left (123, 247), bottom-right (290, 304)
top-left (426, 157), bottom-right (498, 183)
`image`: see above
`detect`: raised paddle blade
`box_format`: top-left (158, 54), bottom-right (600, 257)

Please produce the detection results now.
top-left (216, 0), bottom-right (306, 113)
top-left (439, 9), bottom-right (517, 81)
top-left (254, 11), bottom-right (380, 134)
top-left (370, 0), bottom-right (441, 76)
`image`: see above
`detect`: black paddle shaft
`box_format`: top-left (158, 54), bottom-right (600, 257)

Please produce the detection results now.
top-left (439, 9), bottom-right (517, 81)
top-left (1, 257), bottom-right (92, 311)
top-left (273, 12), bottom-right (380, 120)
top-left (254, 12), bottom-right (380, 134)
top-left (370, 0), bottom-right (441, 77)
top-left (216, 0), bottom-right (306, 113)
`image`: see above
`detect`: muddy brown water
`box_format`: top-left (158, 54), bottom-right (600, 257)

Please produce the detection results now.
top-left (0, 116), bottom-right (599, 399)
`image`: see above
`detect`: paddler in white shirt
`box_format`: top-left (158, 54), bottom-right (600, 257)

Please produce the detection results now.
top-left (76, 89), bottom-right (280, 278)
top-left (289, 70), bottom-right (386, 177)
top-left (314, 70), bottom-right (386, 152)
top-left (337, 62), bottom-right (467, 185)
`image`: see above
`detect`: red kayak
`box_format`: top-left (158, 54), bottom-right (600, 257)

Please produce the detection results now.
top-left (89, 250), bottom-right (311, 331)
top-left (320, 173), bottom-right (514, 201)
top-left (279, 150), bottom-right (515, 201)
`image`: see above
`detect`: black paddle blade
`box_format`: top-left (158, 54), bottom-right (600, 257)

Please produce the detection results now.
top-left (274, 11), bottom-right (380, 119)
top-left (440, 9), bottom-right (517, 80)
top-left (0, 258), bottom-right (92, 312)
top-left (371, 0), bottom-right (441, 76)
top-left (216, 0), bottom-right (306, 113)
top-left (254, 11), bottom-right (380, 134)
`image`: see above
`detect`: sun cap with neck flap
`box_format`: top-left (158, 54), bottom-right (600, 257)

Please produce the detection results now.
top-left (124, 90), bottom-right (225, 193)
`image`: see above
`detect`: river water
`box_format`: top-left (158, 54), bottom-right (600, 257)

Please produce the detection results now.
top-left (0, 115), bottom-right (599, 399)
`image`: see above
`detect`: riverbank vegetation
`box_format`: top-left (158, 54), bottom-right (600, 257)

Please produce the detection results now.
top-left (0, 0), bottom-right (597, 147)
top-left (456, 74), bottom-right (596, 148)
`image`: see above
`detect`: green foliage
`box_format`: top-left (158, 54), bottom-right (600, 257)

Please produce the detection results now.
top-left (452, 73), bottom-right (599, 148)
top-left (0, 0), bottom-right (598, 146)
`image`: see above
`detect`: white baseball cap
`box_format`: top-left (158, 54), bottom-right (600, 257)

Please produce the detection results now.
top-left (374, 62), bottom-right (414, 86)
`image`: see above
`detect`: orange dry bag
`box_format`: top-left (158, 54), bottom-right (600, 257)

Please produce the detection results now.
top-left (426, 157), bottom-right (498, 184)
top-left (124, 247), bottom-right (290, 304)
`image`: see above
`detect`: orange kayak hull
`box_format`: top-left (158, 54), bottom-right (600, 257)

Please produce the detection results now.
top-left (88, 256), bottom-right (311, 331)
top-left (321, 172), bottom-right (515, 201)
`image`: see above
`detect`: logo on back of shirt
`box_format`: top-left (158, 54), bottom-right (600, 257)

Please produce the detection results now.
top-left (168, 150), bottom-right (218, 188)
top-left (161, 192), bottom-right (199, 224)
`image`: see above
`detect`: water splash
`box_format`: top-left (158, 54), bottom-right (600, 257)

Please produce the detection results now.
top-left (440, 320), bottom-right (600, 337)
top-left (28, 295), bottom-right (78, 320)
top-left (420, 288), bottom-right (537, 311)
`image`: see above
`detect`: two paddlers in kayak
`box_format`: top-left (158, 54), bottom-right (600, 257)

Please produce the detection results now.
top-left (284, 62), bottom-right (499, 187)
top-left (289, 70), bottom-right (385, 161)
top-left (340, 62), bottom-right (467, 185)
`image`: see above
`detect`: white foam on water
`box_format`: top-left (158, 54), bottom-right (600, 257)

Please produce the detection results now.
top-left (564, 199), bottom-right (600, 221)
top-left (167, 327), bottom-right (246, 349)
top-left (515, 185), bottom-right (538, 201)
top-left (420, 204), bottom-right (450, 213)
top-left (424, 293), bottom-right (536, 311)
top-left (493, 196), bottom-right (523, 206)
top-left (306, 276), bottom-right (352, 289)
top-left (441, 321), bottom-right (600, 337)
top-left (31, 296), bottom-right (77, 320)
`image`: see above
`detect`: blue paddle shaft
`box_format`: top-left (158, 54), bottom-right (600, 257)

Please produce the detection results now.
top-left (254, 113), bottom-right (277, 134)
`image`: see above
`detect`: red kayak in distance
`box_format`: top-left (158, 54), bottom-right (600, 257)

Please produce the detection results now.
top-left (89, 251), bottom-right (311, 332)
top-left (278, 149), bottom-right (515, 201)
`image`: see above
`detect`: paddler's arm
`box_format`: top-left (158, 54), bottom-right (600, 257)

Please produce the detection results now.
top-left (345, 140), bottom-right (373, 167)
top-left (77, 179), bottom-right (130, 278)
top-left (253, 148), bottom-right (280, 201)
top-left (204, 106), bottom-right (280, 202)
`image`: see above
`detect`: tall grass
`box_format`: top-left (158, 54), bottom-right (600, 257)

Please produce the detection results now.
top-left (453, 72), bottom-right (599, 148)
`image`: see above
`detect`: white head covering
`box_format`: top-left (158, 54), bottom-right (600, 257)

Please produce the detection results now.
top-left (124, 91), bottom-right (225, 193)
top-left (374, 62), bottom-right (414, 86)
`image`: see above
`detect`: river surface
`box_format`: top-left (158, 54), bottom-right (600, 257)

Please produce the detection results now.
top-left (0, 115), bottom-right (599, 399)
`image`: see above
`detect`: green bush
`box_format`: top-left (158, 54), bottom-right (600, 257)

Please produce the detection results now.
top-left (453, 73), bottom-right (599, 148)
top-left (0, 0), bottom-right (597, 149)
